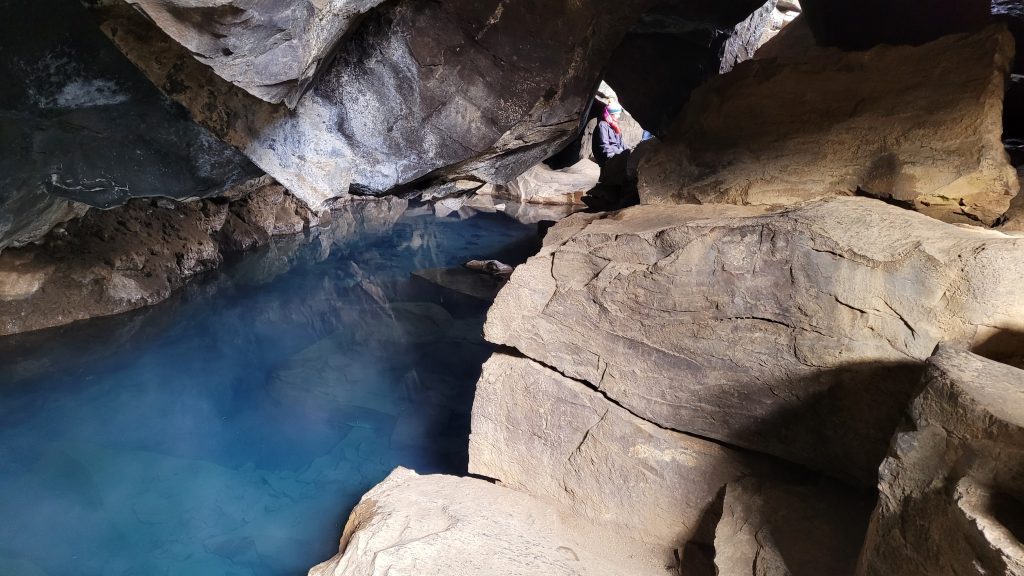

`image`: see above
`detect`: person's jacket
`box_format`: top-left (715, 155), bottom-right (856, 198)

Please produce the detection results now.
top-left (592, 121), bottom-right (624, 166)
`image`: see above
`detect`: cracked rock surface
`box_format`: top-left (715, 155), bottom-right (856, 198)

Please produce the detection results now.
top-left (307, 467), bottom-right (672, 576)
top-left (639, 25), bottom-right (1018, 226)
top-left (483, 197), bottom-right (1024, 484)
top-left (859, 345), bottom-right (1024, 576)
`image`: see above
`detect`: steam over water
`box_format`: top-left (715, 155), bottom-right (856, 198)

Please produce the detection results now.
top-left (0, 206), bottom-right (541, 575)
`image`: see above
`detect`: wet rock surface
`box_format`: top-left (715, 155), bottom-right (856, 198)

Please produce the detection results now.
top-left (639, 25), bottom-right (1018, 225)
top-left (484, 197), bottom-right (1024, 484)
top-left (487, 161), bottom-right (598, 205)
top-left (0, 0), bottom-right (259, 250)
top-left (308, 468), bottom-right (672, 576)
top-left (0, 178), bottom-right (327, 336)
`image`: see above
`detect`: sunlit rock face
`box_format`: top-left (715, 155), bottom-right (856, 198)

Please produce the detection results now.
top-left (859, 346), bottom-right (1024, 576)
top-left (0, 0), bottom-right (259, 250)
top-left (482, 197), bottom-right (1024, 485)
top-left (98, 0), bottom-right (773, 210)
top-left (638, 25), bottom-right (1018, 225)
top-left (122, 0), bottom-right (387, 106)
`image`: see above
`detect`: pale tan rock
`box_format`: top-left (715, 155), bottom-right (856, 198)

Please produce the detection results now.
top-left (713, 477), bottom-right (873, 576)
top-left (858, 346), bottom-right (1024, 576)
top-left (639, 25), bottom-right (1018, 226)
top-left (493, 162), bottom-right (598, 205)
top-left (470, 353), bottom-right (771, 549)
top-left (485, 197), bottom-right (1024, 484)
top-left (307, 468), bottom-right (672, 576)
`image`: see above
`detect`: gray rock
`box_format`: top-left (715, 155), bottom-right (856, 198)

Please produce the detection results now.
top-left (484, 197), bottom-right (1024, 484)
top-left (97, 0), bottom-right (663, 209)
top-left (859, 346), bottom-right (1024, 576)
top-left (639, 25), bottom-right (1018, 226)
top-left (470, 353), bottom-right (773, 550)
top-left (307, 467), bottom-right (673, 576)
top-left (490, 162), bottom-right (598, 205)
top-left (123, 0), bottom-right (386, 106)
top-left (0, 0), bottom-right (259, 250)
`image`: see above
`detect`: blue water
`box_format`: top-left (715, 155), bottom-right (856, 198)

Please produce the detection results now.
top-left (0, 204), bottom-right (541, 576)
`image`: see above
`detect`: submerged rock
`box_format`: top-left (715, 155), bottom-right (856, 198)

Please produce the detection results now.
top-left (859, 346), bottom-right (1024, 576)
top-left (639, 25), bottom-right (1018, 226)
top-left (307, 467), bottom-right (672, 576)
top-left (485, 197), bottom-right (1024, 484)
top-left (0, 179), bottom-right (330, 336)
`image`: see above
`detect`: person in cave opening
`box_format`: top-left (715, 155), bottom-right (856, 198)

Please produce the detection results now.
top-left (593, 102), bottom-right (625, 167)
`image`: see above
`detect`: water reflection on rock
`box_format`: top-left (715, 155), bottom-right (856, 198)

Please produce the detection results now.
top-left (0, 199), bottom-right (546, 576)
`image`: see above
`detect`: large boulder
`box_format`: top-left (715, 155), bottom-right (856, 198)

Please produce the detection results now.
top-left (858, 346), bottom-right (1024, 576)
top-left (488, 162), bottom-right (598, 205)
top-left (98, 0), bottom-right (718, 210)
top-left (122, 0), bottom-right (387, 106)
top-left (0, 0), bottom-right (259, 250)
top-left (638, 25), bottom-right (1018, 226)
top-left (307, 468), bottom-right (671, 576)
top-left (484, 197), bottom-right (1024, 484)
top-left (799, 0), bottom-right (991, 49)
top-left (469, 353), bottom-right (776, 551)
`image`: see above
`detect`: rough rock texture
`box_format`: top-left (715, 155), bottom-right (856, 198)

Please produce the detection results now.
top-left (800, 0), bottom-right (991, 49)
top-left (123, 0), bottom-right (386, 106)
top-left (0, 0), bottom-right (259, 250)
top-left (485, 197), bottom-right (1024, 484)
top-left (639, 26), bottom-right (1018, 226)
top-left (487, 162), bottom-right (598, 205)
top-left (470, 353), bottom-right (773, 550)
top-left (0, 178), bottom-right (327, 336)
top-left (859, 346), bottom-right (1024, 576)
top-left (98, 0), bottom-right (707, 209)
top-left (604, 0), bottom-right (775, 136)
top-left (308, 468), bottom-right (671, 576)
top-left (713, 477), bottom-right (874, 576)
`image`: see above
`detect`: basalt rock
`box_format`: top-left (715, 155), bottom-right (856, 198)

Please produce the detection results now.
top-left (308, 468), bottom-right (670, 576)
top-left (97, 0), bottom-right (662, 210)
top-left (0, 0), bottom-right (259, 251)
top-left (487, 162), bottom-right (597, 205)
top-left (639, 25), bottom-right (1018, 226)
top-left (799, 0), bottom-right (991, 49)
top-left (859, 346), bottom-right (1024, 576)
top-left (121, 0), bottom-right (387, 106)
top-left (484, 197), bottom-right (1024, 484)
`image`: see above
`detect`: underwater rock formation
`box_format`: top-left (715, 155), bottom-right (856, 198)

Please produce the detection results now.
top-left (859, 346), bottom-right (1024, 576)
top-left (483, 197), bottom-right (1024, 484)
top-left (639, 25), bottom-right (1018, 225)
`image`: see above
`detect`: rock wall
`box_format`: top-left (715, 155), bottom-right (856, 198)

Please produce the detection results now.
top-left (638, 25), bottom-right (1018, 226)
top-left (0, 0), bottom-right (259, 250)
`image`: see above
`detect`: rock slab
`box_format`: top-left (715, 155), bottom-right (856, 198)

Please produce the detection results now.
top-left (639, 25), bottom-right (1018, 226)
top-left (307, 468), bottom-right (672, 576)
top-left (485, 197), bottom-right (1024, 484)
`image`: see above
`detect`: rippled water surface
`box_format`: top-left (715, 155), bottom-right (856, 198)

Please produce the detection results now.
top-left (0, 203), bottom-right (543, 576)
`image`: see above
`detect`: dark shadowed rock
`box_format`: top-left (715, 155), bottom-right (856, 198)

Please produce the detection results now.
top-left (639, 25), bottom-right (1018, 226)
top-left (0, 0), bottom-right (259, 250)
top-left (859, 346), bottom-right (1024, 576)
top-left (800, 0), bottom-right (991, 49)
top-left (485, 197), bottom-right (1024, 484)
top-left (712, 477), bottom-right (874, 576)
